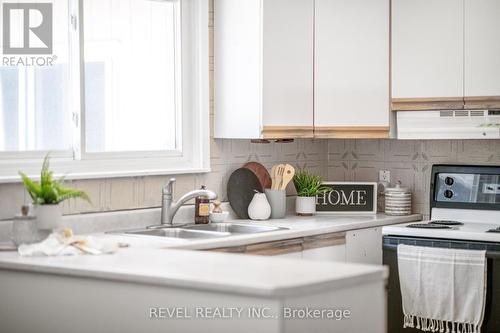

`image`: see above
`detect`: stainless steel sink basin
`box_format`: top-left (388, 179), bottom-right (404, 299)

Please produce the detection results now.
top-left (122, 228), bottom-right (230, 239)
top-left (183, 223), bottom-right (287, 234)
top-left (112, 223), bottom-right (287, 240)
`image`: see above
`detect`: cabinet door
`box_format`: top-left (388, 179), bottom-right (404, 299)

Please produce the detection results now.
top-left (302, 245), bottom-right (346, 262)
top-left (261, 0), bottom-right (314, 139)
top-left (314, 0), bottom-right (389, 138)
top-left (392, 0), bottom-right (464, 101)
top-left (214, 0), bottom-right (263, 138)
top-left (346, 227), bottom-right (382, 265)
top-left (275, 251), bottom-right (303, 259)
top-left (301, 232), bottom-right (346, 262)
top-left (464, 0), bottom-right (500, 107)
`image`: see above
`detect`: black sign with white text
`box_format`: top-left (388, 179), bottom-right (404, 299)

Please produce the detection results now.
top-left (316, 183), bottom-right (377, 213)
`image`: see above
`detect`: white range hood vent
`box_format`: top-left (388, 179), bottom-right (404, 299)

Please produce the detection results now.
top-left (396, 109), bottom-right (500, 139)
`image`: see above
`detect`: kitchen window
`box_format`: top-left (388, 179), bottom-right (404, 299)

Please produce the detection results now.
top-left (0, 0), bottom-right (209, 181)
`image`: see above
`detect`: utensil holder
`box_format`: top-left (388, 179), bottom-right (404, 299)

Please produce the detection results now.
top-left (264, 189), bottom-right (286, 219)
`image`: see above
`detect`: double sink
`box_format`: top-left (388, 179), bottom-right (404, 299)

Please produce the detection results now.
top-left (116, 223), bottom-right (288, 240)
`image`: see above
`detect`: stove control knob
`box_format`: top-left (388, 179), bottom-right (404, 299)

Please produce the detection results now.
top-left (445, 177), bottom-right (454, 186)
top-left (444, 190), bottom-right (454, 199)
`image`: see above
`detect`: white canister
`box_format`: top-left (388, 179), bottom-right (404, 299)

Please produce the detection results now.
top-left (384, 182), bottom-right (412, 216)
top-left (295, 196), bottom-right (316, 216)
top-left (11, 205), bottom-right (39, 245)
top-left (35, 204), bottom-right (63, 230)
top-left (248, 192), bottom-right (272, 220)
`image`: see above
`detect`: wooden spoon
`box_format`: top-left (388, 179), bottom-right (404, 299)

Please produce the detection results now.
top-left (280, 164), bottom-right (295, 190)
top-left (274, 164), bottom-right (285, 190)
top-left (271, 165), bottom-right (278, 190)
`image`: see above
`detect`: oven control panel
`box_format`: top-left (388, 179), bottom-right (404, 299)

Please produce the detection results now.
top-left (435, 173), bottom-right (500, 204)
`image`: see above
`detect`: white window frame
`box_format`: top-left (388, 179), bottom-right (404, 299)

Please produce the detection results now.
top-left (0, 0), bottom-right (210, 183)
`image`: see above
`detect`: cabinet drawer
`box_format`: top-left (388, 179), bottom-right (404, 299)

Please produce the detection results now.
top-left (245, 238), bottom-right (303, 256)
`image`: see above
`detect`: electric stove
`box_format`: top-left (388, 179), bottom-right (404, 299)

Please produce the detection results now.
top-left (382, 164), bottom-right (500, 333)
top-left (383, 164), bottom-right (500, 243)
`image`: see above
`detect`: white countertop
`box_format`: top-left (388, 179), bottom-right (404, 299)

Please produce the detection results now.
top-left (383, 220), bottom-right (500, 242)
top-left (0, 246), bottom-right (386, 298)
top-left (0, 213), bottom-right (421, 298)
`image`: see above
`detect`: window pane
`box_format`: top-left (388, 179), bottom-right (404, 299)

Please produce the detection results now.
top-left (0, 1), bottom-right (72, 152)
top-left (83, 0), bottom-right (178, 153)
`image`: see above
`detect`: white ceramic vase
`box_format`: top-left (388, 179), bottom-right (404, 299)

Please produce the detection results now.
top-left (35, 204), bottom-right (63, 230)
top-left (248, 192), bottom-right (271, 220)
top-left (296, 196), bottom-right (316, 216)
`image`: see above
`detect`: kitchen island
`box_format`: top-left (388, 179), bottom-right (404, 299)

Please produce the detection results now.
top-left (0, 244), bottom-right (385, 333)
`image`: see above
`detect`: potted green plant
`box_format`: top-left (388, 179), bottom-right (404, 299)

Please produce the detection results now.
top-left (19, 155), bottom-right (90, 230)
top-left (293, 171), bottom-right (328, 216)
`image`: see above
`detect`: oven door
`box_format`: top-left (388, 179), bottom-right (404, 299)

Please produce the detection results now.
top-left (383, 236), bottom-right (500, 333)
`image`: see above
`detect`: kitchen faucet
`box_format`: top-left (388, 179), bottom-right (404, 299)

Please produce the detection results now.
top-left (160, 178), bottom-right (218, 226)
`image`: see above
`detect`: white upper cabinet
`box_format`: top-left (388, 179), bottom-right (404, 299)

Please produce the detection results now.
top-left (314, 0), bottom-right (390, 138)
top-left (215, 0), bottom-right (391, 139)
top-left (262, 0), bottom-right (314, 135)
top-left (392, 0), bottom-right (464, 100)
top-left (214, 0), bottom-right (314, 139)
top-left (392, 0), bottom-right (500, 110)
top-left (464, 0), bottom-right (500, 106)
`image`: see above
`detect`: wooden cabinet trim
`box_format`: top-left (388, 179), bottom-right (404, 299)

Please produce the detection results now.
top-left (208, 232), bottom-right (347, 256)
top-left (245, 238), bottom-right (304, 256)
top-left (392, 97), bottom-right (500, 111)
top-left (314, 126), bottom-right (389, 139)
top-left (302, 232), bottom-right (346, 250)
top-left (262, 126), bottom-right (314, 139)
top-left (464, 96), bottom-right (500, 109)
top-left (391, 97), bottom-right (464, 111)
top-left (263, 126), bottom-right (391, 139)
top-left (209, 246), bottom-right (247, 253)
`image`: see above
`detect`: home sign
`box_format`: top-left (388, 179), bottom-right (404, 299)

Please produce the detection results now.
top-left (316, 182), bottom-right (377, 214)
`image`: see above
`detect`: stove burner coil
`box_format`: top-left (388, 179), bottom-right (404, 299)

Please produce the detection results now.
top-left (407, 223), bottom-right (452, 229)
top-left (429, 220), bottom-right (464, 226)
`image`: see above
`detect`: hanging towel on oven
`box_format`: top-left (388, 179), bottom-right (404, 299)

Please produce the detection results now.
top-left (397, 244), bottom-right (487, 333)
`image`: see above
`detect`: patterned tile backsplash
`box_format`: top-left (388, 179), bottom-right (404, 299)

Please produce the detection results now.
top-left (328, 139), bottom-right (500, 218)
top-left (1, 138), bottom-right (499, 220)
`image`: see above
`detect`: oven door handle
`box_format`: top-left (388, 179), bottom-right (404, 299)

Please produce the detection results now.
top-left (383, 242), bottom-right (500, 258)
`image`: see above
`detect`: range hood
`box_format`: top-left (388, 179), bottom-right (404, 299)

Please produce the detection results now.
top-left (397, 109), bottom-right (500, 139)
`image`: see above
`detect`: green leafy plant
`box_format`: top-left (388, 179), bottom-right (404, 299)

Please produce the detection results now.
top-left (293, 171), bottom-right (329, 197)
top-left (19, 155), bottom-right (91, 205)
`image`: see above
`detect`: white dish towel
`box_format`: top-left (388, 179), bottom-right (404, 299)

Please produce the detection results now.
top-left (397, 244), bottom-right (487, 333)
top-left (18, 229), bottom-right (119, 256)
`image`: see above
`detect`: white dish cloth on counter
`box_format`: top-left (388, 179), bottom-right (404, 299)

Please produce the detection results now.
top-left (18, 229), bottom-right (119, 256)
top-left (397, 244), bottom-right (487, 333)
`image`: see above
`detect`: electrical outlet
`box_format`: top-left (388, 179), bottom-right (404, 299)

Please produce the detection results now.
top-left (379, 170), bottom-right (390, 183)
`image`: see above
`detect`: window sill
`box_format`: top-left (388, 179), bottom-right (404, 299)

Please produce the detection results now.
top-left (0, 166), bottom-right (211, 184)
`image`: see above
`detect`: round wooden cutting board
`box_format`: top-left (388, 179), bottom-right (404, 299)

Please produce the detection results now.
top-left (243, 162), bottom-right (272, 190)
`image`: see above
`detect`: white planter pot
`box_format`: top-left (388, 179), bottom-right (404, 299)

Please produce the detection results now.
top-left (35, 204), bottom-right (63, 230)
top-left (295, 196), bottom-right (316, 216)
